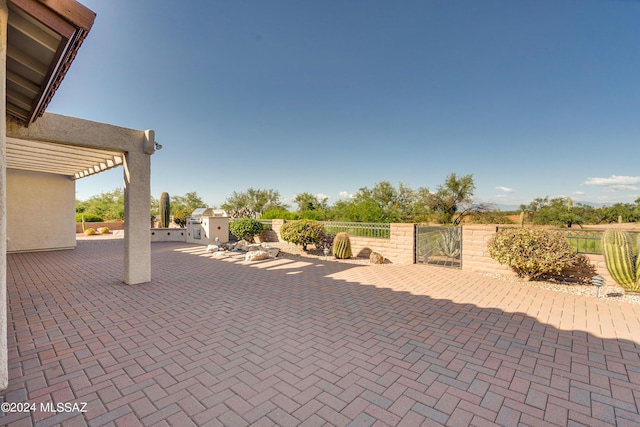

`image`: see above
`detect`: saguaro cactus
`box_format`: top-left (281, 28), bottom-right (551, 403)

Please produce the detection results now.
top-left (602, 230), bottom-right (640, 291)
top-left (333, 232), bottom-right (352, 259)
top-left (160, 192), bottom-right (171, 228)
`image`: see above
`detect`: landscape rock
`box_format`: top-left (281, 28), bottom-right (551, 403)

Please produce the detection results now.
top-left (370, 252), bottom-right (385, 264)
top-left (245, 250), bottom-right (271, 261)
top-left (263, 246), bottom-right (280, 258)
top-left (233, 240), bottom-right (250, 251)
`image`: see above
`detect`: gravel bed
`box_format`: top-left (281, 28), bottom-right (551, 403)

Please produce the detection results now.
top-left (480, 273), bottom-right (640, 305)
top-left (267, 241), bottom-right (640, 306)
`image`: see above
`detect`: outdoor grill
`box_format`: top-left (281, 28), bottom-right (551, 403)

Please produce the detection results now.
top-left (186, 208), bottom-right (229, 245)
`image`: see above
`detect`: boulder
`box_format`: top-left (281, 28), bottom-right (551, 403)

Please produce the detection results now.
top-left (233, 240), bottom-right (250, 251)
top-left (206, 244), bottom-right (220, 253)
top-left (245, 250), bottom-right (271, 261)
top-left (263, 246), bottom-right (280, 258)
top-left (370, 252), bottom-right (385, 264)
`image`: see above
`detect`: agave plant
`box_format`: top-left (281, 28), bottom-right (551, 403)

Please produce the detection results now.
top-left (436, 227), bottom-right (461, 258)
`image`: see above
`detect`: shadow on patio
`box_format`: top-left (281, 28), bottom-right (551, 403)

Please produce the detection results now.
top-left (2, 240), bottom-right (639, 426)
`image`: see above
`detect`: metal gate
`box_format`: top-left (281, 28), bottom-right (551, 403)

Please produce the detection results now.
top-left (415, 225), bottom-right (462, 269)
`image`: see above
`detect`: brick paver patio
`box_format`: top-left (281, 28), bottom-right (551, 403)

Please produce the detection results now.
top-left (2, 240), bottom-right (640, 426)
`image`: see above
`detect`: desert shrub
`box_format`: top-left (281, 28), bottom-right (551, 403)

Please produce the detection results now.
top-left (468, 211), bottom-right (514, 224)
top-left (84, 228), bottom-right (97, 236)
top-left (229, 218), bottom-right (264, 242)
top-left (76, 213), bottom-right (103, 222)
top-left (299, 210), bottom-right (326, 221)
top-left (173, 209), bottom-right (191, 227)
top-left (487, 228), bottom-right (584, 280)
top-left (280, 220), bottom-right (325, 251)
top-left (261, 209), bottom-right (299, 220)
top-left (316, 234), bottom-right (335, 251)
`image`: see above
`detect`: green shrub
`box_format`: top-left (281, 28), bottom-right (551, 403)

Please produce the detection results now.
top-left (76, 213), bottom-right (103, 222)
top-left (98, 227), bottom-right (110, 234)
top-left (280, 220), bottom-right (325, 251)
top-left (84, 228), bottom-right (97, 236)
top-left (173, 209), bottom-right (191, 227)
top-left (299, 210), bottom-right (326, 221)
top-left (487, 228), bottom-right (583, 280)
top-left (229, 218), bottom-right (264, 242)
top-left (261, 209), bottom-right (299, 220)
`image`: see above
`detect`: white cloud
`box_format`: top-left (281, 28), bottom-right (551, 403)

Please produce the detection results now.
top-left (585, 175), bottom-right (640, 191)
top-left (316, 193), bottom-right (329, 201)
top-left (573, 191), bottom-right (585, 196)
top-left (339, 191), bottom-right (355, 199)
top-left (495, 186), bottom-right (514, 193)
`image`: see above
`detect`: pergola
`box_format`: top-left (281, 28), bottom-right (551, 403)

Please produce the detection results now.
top-left (3, 0), bottom-right (131, 179)
top-left (1, 0), bottom-right (158, 391)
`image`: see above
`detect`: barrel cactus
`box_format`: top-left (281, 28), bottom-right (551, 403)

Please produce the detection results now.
top-left (160, 192), bottom-right (171, 228)
top-left (333, 232), bottom-right (352, 259)
top-left (602, 230), bottom-right (640, 291)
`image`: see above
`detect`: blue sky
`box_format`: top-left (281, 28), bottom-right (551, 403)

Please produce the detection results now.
top-left (48, 0), bottom-right (640, 209)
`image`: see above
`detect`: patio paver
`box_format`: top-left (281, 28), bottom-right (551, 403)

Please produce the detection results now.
top-left (1, 240), bottom-right (639, 426)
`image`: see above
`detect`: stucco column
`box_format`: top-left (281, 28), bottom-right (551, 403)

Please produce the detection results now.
top-left (0, 0), bottom-right (8, 392)
top-left (123, 130), bottom-right (153, 284)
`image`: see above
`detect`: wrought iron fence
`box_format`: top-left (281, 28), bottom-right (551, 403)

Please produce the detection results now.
top-left (558, 229), bottom-right (639, 254)
top-left (558, 229), bottom-right (603, 254)
top-left (496, 227), bottom-right (639, 255)
top-left (321, 221), bottom-right (391, 239)
top-left (415, 225), bottom-right (462, 269)
top-left (258, 219), bottom-right (273, 230)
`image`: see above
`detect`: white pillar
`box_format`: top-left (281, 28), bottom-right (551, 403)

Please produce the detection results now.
top-left (0, 0), bottom-right (9, 392)
top-left (123, 130), bottom-right (154, 284)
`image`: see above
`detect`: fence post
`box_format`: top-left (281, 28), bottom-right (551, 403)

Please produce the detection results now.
top-left (271, 219), bottom-right (284, 240)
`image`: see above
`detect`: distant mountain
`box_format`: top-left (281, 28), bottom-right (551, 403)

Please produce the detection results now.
top-left (490, 204), bottom-right (522, 212)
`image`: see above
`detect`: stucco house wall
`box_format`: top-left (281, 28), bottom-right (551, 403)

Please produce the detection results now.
top-left (7, 169), bottom-right (75, 252)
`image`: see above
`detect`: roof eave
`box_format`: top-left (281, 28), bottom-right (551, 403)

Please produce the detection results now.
top-left (8, 0), bottom-right (96, 125)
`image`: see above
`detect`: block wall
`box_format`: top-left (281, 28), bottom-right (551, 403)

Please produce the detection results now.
top-left (269, 220), bottom-right (615, 281)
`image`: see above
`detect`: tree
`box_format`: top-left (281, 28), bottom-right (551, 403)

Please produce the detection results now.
top-left (75, 188), bottom-right (125, 221)
top-left (294, 192), bottom-right (328, 212)
top-left (328, 181), bottom-right (419, 223)
top-left (172, 191), bottom-right (205, 215)
top-left (424, 173), bottom-right (477, 225)
top-left (528, 197), bottom-right (583, 227)
top-left (173, 209), bottom-right (191, 227)
top-left (222, 188), bottom-right (287, 214)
